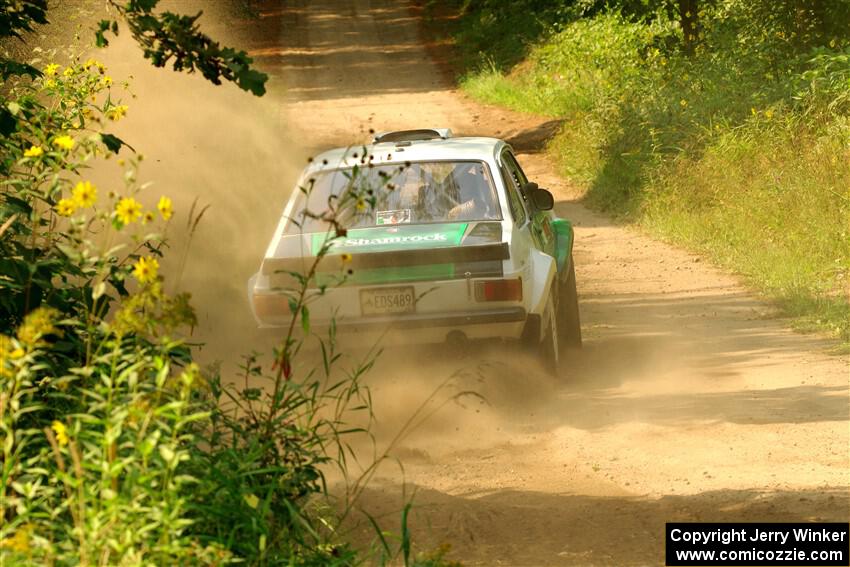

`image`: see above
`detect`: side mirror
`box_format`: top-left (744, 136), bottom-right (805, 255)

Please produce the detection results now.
top-left (530, 187), bottom-right (554, 211)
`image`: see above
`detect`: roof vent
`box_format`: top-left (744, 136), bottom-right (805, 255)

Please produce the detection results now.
top-left (372, 128), bottom-right (452, 144)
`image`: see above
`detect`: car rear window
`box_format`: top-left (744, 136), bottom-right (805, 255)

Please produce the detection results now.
top-left (285, 160), bottom-right (502, 233)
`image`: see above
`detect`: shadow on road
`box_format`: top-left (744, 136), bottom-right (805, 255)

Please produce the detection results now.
top-left (342, 483), bottom-right (850, 566)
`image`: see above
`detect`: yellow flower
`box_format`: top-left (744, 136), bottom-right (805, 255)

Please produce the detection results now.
top-left (157, 196), bottom-right (173, 220)
top-left (115, 197), bottom-right (142, 225)
top-left (244, 493), bottom-right (260, 509)
top-left (72, 180), bottom-right (97, 208)
top-left (751, 107), bottom-right (757, 116)
top-left (17, 307), bottom-right (59, 347)
top-left (0, 335), bottom-right (14, 378)
top-left (62, 66), bottom-right (75, 77)
top-left (101, 75), bottom-right (113, 87)
top-left (82, 58), bottom-right (104, 72)
top-left (132, 256), bottom-right (159, 284)
top-left (0, 524), bottom-right (32, 553)
top-left (107, 105), bottom-right (128, 121)
top-left (340, 253), bottom-right (352, 263)
top-left (679, 99), bottom-right (688, 108)
top-left (51, 421), bottom-right (69, 446)
top-left (44, 63), bottom-right (60, 76)
top-left (23, 145), bottom-right (44, 158)
top-left (43, 78), bottom-right (57, 89)
top-left (52, 135), bottom-right (75, 150)
top-left (355, 198), bottom-right (367, 212)
top-left (56, 198), bottom-right (76, 217)
top-left (142, 211), bottom-right (155, 224)
top-left (764, 109), bottom-right (774, 119)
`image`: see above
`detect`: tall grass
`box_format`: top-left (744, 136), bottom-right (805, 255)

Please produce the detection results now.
top-left (455, 3), bottom-right (850, 343)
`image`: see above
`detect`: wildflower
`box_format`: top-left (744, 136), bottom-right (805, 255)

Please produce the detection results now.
top-left (106, 105), bottom-right (128, 121)
top-left (764, 109), bottom-right (774, 119)
top-left (82, 58), bottom-right (104, 72)
top-left (0, 524), bottom-right (32, 553)
top-left (679, 99), bottom-right (688, 108)
top-left (142, 211), bottom-right (155, 224)
top-left (0, 335), bottom-right (14, 378)
top-left (751, 107), bottom-right (757, 116)
top-left (51, 421), bottom-right (69, 446)
top-left (340, 253), bottom-right (352, 263)
top-left (17, 307), bottom-right (59, 347)
top-left (56, 198), bottom-right (76, 217)
top-left (157, 195), bottom-right (173, 220)
top-left (52, 135), bottom-right (75, 150)
top-left (44, 63), bottom-right (60, 76)
top-left (355, 198), bottom-right (367, 212)
top-left (115, 197), bottom-right (142, 225)
top-left (62, 66), bottom-right (74, 77)
top-left (23, 145), bottom-right (44, 158)
top-left (43, 78), bottom-right (56, 89)
top-left (101, 75), bottom-right (113, 87)
top-left (72, 180), bottom-right (97, 207)
top-left (132, 256), bottom-right (159, 284)
top-left (244, 493), bottom-right (260, 509)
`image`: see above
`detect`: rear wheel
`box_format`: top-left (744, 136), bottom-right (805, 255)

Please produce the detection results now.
top-left (540, 288), bottom-right (560, 376)
top-left (558, 257), bottom-right (582, 351)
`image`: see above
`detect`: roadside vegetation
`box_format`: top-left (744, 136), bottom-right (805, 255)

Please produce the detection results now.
top-left (0, 2), bottom-right (459, 565)
top-left (449, 0), bottom-right (850, 344)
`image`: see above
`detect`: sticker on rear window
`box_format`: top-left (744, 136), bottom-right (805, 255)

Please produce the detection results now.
top-left (376, 209), bottom-right (411, 225)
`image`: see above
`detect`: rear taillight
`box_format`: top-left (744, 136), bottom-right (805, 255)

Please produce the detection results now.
top-left (474, 278), bottom-right (522, 302)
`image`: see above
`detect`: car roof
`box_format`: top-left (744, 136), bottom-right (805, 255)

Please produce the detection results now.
top-left (303, 134), bottom-right (508, 176)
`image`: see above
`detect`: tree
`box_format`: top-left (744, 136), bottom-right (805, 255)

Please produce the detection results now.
top-left (678, 0), bottom-right (699, 54)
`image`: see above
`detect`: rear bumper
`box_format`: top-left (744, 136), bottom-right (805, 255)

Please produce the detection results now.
top-left (329, 307), bottom-right (526, 330)
top-left (256, 307), bottom-right (528, 346)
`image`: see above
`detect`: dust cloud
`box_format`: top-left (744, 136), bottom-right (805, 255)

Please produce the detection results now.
top-left (78, 2), bottom-right (308, 368)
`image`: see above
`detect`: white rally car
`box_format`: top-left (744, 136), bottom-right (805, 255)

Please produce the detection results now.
top-left (249, 129), bottom-right (581, 372)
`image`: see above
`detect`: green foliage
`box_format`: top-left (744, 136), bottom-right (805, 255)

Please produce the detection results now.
top-left (97, 1), bottom-right (268, 96)
top-left (0, 54), bottom-right (218, 563)
top-left (0, 0), bottom-right (268, 96)
top-left (456, 0), bottom-right (850, 342)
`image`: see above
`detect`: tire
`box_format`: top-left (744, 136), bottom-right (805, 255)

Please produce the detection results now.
top-left (540, 288), bottom-right (560, 376)
top-left (558, 257), bottom-right (582, 351)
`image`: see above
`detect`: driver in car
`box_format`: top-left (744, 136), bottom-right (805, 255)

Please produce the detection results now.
top-left (447, 163), bottom-right (490, 220)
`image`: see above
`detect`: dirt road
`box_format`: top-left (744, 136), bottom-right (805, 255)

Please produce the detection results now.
top-left (233, 0), bottom-right (850, 564)
top-left (77, 0), bottom-right (847, 564)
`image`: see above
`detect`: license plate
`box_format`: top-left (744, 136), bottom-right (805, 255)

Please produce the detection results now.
top-left (360, 286), bottom-right (416, 316)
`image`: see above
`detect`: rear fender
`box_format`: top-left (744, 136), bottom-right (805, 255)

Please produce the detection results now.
top-left (528, 248), bottom-right (556, 316)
